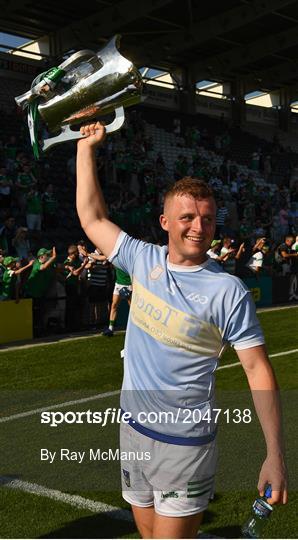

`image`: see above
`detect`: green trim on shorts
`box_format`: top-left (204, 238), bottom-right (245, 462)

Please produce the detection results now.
top-left (188, 475), bottom-right (214, 486)
top-left (187, 488), bottom-right (210, 498)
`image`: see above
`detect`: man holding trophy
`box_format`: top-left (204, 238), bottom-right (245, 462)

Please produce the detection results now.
top-left (75, 122), bottom-right (287, 539)
top-left (16, 36), bottom-right (287, 540)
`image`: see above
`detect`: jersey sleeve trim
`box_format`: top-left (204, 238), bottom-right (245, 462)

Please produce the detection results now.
top-left (233, 339), bottom-right (265, 351)
top-left (108, 230), bottom-right (126, 262)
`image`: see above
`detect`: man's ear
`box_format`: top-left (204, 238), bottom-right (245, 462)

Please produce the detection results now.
top-left (159, 214), bottom-right (169, 232)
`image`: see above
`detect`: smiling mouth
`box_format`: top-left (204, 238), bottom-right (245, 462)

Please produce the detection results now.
top-left (185, 236), bottom-right (204, 243)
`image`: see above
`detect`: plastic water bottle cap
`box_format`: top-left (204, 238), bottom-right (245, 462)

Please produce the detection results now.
top-left (264, 485), bottom-right (272, 499)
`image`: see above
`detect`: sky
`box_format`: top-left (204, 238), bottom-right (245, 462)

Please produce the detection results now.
top-left (0, 31), bottom-right (29, 52)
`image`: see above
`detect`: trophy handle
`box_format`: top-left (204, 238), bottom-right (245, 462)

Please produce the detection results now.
top-left (41, 106), bottom-right (125, 152)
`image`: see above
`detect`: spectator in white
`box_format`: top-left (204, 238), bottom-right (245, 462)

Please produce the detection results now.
top-left (207, 239), bottom-right (222, 260)
top-left (12, 227), bottom-right (32, 260)
top-left (292, 235), bottom-right (298, 252)
top-left (215, 199), bottom-right (229, 236)
top-left (246, 238), bottom-right (266, 277)
top-left (220, 237), bottom-right (245, 275)
top-left (207, 239), bottom-right (239, 265)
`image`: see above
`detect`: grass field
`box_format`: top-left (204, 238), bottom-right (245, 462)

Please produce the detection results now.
top-left (0, 306), bottom-right (297, 539)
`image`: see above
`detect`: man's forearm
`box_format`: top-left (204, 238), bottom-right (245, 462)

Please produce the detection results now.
top-left (246, 364), bottom-right (284, 456)
top-left (76, 146), bottom-right (108, 230)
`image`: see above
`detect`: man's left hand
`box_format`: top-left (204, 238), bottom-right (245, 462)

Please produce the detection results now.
top-left (258, 454), bottom-right (288, 504)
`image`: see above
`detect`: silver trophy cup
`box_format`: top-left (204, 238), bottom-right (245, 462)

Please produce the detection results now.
top-left (15, 35), bottom-right (142, 157)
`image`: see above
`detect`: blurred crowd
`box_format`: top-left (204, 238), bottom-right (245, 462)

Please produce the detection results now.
top-left (0, 106), bottom-right (298, 335)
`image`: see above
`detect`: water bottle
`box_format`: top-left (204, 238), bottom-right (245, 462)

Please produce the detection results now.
top-left (242, 485), bottom-right (273, 538)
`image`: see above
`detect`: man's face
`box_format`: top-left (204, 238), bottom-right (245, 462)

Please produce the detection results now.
top-left (39, 254), bottom-right (48, 263)
top-left (285, 237), bottom-right (294, 247)
top-left (160, 195), bottom-right (216, 266)
top-left (224, 238), bottom-right (231, 248)
top-left (68, 250), bottom-right (78, 261)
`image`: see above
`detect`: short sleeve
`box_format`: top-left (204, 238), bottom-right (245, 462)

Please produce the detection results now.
top-left (108, 232), bottom-right (148, 277)
top-left (223, 291), bottom-right (265, 350)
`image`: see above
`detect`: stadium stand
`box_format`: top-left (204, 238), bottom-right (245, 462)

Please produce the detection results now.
top-left (0, 71), bottom-right (297, 336)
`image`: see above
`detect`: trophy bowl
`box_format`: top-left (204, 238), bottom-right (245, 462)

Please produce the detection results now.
top-left (15, 35), bottom-right (143, 158)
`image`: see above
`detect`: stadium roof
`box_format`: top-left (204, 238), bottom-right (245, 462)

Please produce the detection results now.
top-left (2, 0), bottom-right (298, 93)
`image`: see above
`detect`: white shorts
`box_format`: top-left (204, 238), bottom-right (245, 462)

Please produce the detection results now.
top-left (120, 422), bottom-right (217, 517)
top-left (113, 283), bottom-right (132, 296)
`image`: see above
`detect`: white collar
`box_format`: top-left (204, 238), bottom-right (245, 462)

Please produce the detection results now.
top-left (166, 256), bottom-right (210, 273)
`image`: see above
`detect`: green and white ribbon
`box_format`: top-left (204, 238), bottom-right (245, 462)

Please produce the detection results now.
top-left (27, 66), bottom-right (66, 159)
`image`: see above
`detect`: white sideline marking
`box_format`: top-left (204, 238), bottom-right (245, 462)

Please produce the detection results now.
top-left (0, 390), bottom-right (120, 424)
top-left (0, 331), bottom-right (125, 353)
top-left (218, 348), bottom-right (298, 370)
top-left (0, 349), bottom-right (297, 425)
top-left (0, 476), bottom-right (132, 522)
top-left (257, 304), bottom-right (298, 314)
top-left (1, 477), bottom-right (221, 537)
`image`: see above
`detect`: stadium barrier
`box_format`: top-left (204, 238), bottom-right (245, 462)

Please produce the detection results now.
top-left (272, 274), bottom-right (298, 304)
top-left (244, 273), bottom-right (298, 307)
top-left (0, 298), bottom-right (32, 344)
top-left (243, 276), bottom-right (272, 307)
top-left (1, 275), bottom-right (297, 344)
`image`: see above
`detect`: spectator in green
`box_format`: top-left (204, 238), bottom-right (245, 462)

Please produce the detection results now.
top-left (25, 248), bottom-right (56, 299)
top-left (15, 163), bottom-right (37, 214)
top-left (0, 256), bottom-right (33, 301)
top-left (64, 245), bottom-right (88, 331)
top-left (26, 188), bottom-right (42, 232)
top-left (25, 247), bottom-right (57, 335)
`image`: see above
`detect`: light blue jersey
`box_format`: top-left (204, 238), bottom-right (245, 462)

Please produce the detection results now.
top-left (109, 232), bottom-right (264, 444)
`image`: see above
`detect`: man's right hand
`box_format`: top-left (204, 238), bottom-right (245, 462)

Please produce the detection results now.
top-left (78, 122), bottom-right (106, 149)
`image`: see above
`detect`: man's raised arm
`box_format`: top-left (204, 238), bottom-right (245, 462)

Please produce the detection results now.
top-left (76, 122), bottom-right (121, 257)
